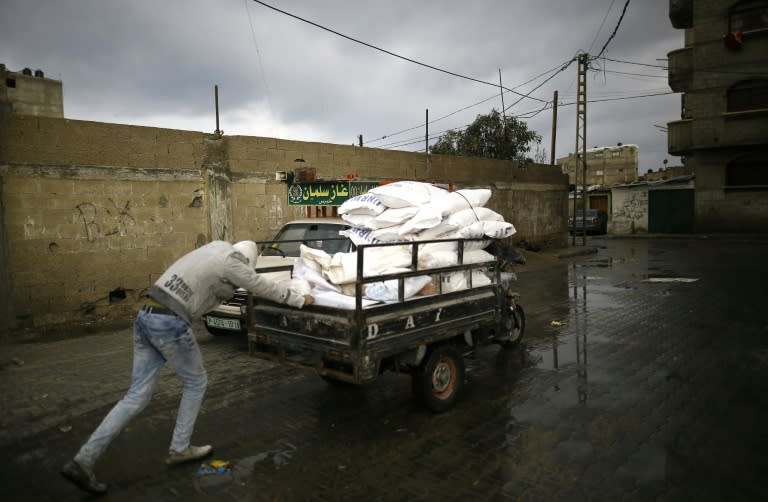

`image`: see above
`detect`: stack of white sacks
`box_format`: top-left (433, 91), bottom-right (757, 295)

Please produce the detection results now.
top-left (291, 181), bottom-right (516, 308)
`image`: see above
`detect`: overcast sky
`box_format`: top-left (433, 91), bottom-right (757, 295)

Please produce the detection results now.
top-left (1, 0), bottom-right (683, 174)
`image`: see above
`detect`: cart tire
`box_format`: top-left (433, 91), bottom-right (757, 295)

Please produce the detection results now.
top-left (413, 345), bottom-right (465, 413)
top-left (500, 304), bottom-right (526, 348)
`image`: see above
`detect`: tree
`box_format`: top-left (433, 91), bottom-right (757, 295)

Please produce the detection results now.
top-left (429, 109), bottom-right (542, 164)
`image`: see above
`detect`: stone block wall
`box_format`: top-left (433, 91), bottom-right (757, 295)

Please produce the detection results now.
top-left (1, 112), bottom-right (568, 335)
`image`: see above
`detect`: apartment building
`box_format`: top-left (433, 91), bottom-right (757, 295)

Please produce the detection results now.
top-left (557, 143), bottom-right (639, 187)
top-left (1, 64), bottom-right (63, 118)
top-left (667, 0), bottom-right (768, 232)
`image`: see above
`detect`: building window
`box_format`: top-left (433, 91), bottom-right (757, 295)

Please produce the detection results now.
top-left (611, 150), bottom-right (621, 158)
top-left (727, 79), bottom-right (768, 112)
top-left (726, 154), bottom-right (768, 188)
top-left (5, 78), bottom-right (15, 88)
top-left (729, 1), bottom-right (768, 32)
top-left (681, 93), bottom-right (691, 119)
top-left (592, 151), bottom-right (604, 158)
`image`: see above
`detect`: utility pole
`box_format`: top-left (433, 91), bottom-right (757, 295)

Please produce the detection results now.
top-left (214, 85), bottom-right (222, 137)
top-left (358, 134), bottom-right (363, 147)
top-left (425, 108), bottom-right (431, 179)
top-left (499, 69), bottom-right (507, 130)
top-left (572, 54), bottom-right (588, 246)
top-left (550, 90), bottom-right (558, 167)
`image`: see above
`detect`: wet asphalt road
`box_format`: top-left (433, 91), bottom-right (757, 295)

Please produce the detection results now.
top-left (1, 236), bottom-right (767, 501)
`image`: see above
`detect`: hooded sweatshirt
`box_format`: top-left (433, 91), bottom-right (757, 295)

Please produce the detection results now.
top-left (148, 240), bottom-right (304, 325)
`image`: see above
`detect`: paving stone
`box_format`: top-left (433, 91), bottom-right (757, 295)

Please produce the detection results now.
top-left (1, 236), bottom-right (767, 500)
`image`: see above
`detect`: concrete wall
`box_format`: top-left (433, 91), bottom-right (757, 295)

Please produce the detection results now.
top-left (1, 64), bottom-right (64, 118)
top-left (0, 112), bottom-right (568, 335)
top-left (611, 186), bottom-right (649, 234)
top-left (692, 149), bottom-right (768, 232)
top-left (666, 0), bottom-right (768, 232)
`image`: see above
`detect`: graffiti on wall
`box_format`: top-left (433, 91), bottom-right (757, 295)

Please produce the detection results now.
top-left (614, 191), bottom-right (647, 221)
top-left (76, 198), bottom-right (137, 242)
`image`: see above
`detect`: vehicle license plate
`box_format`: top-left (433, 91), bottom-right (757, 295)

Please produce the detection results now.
top-left (205, 316), bottom-right (241, 331)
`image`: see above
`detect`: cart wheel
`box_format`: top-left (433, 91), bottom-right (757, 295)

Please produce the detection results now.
top-left (413, 345), bottom-right (465, 413)
top-left (499, 304), bottom-right (526, 348)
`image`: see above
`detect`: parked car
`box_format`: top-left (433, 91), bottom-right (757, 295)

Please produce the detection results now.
top-left (203, 218), bottom-right (353, 335)
top-left (569, 209), bottom-right (608, 235)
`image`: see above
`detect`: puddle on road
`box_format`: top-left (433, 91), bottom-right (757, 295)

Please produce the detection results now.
top-left (193, 440), bottom-right (297, 492)
top-left (509, 239), bottom-right (710, 419)
top-left (515, 252), bottom-right (646, 412)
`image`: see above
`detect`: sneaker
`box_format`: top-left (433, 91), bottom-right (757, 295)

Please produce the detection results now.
top-left (165, 444), bottom-right (213, 465)
top-left (61, 459), bottom-right (107, 494)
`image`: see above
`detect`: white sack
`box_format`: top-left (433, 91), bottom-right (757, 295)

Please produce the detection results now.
top-left (418, 248), bottom-right (496, 269)
top-left (370, 225), bottom-right (416, 243)
top-left (364, 268), bottom-right (433, 303)
top-left (311, 289), bottom-right (379, 309)
top-left (440, 270), bottom-right (492, 293)
top-left (420, 189), bottom-right (492, 219)
top-left (415, 222), bottom-right (457, 240)
top-left (446, 207), bottom-right (504, 227)
top-left (292, 258), bottom-right (341, 293)
top-left (368, 181), bottom-right (447, 208)
top-left (325, 246), bottom-right (412, 284)
top-left (341, 212), bottom-right (376, 228)
top-left (342, 227), bottom-right (412, 246)
top-left (450, 188), bottom-right (492, 209)
top-left (278, 277), bottom-right (312, 297)
top-left (480, 220), bottom-right (517, 239)
top-left (338, 193), bottom-right (386, 215)
top-left (398, 204), bottom-right (445, 235)
top-left (299, 244), bottom-right (333, 272)
top-left (456, 221), bottom-right (486, 240)
top-left (370, 206), bottom-right (420, 229)
top-left (418, 237), bottom-right (490, 255)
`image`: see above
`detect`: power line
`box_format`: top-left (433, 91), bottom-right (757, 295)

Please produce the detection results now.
top-left (526, 91), bottom-right (674, 114)
top-left (588, 0), bottom-right (618, 54)
top-left (420, 91), bottom-right (674, 149)
top-left (243, 0), bottom-right (274, 117)
top-left (365, 59), bottom-right (575, 146)
top-left (588, 91), bottom-right (673, 102)
top-left (251, 0), bottom-right (546, 103)
top-left (595, 56), bottom-right (667, 69)
top-left (592, 0), bottom-right (631, 60)
top-left (596, 56), bottom-right (768, 77)
top-left (602, 69), bottom-right (667, 79)
top-left (503, 59), bottom-right (575, 114)
top-left (365, 94), bottom-right (498, 146)
top-left (386, 91), bottom-right (675, 152)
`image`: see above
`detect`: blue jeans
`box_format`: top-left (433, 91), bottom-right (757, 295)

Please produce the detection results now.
top-left (74, 310), bottom-right (208, 468)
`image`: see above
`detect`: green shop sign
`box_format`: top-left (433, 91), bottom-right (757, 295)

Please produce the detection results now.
top-left (287, 181), bottom-right (380, 206)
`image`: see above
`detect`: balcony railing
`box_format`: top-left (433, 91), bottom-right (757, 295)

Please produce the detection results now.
top-left (668, 119), bottom-right (692, 155)
top-left (667, 47), bottom-right (692, 92)
top-left (669, 0), bottom-right (692, 29)
top-left (669, 112), bottom-right (768, 155)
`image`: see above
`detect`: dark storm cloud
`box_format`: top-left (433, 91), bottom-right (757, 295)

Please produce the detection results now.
top-left (1, 0), bottom-right (683, 170)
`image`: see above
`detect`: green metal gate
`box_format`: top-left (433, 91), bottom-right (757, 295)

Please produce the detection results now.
top-left (648, 189), bottom-right (694, 233)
